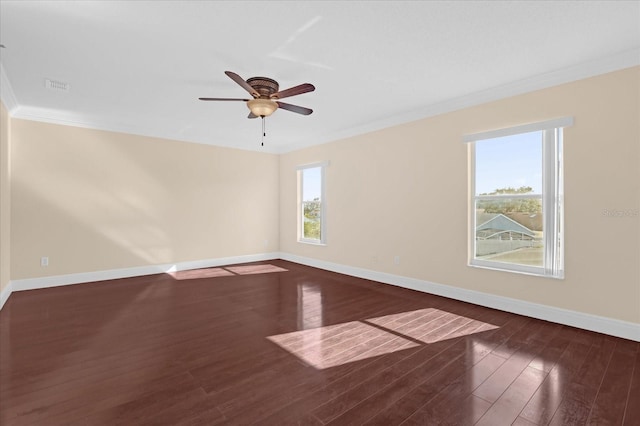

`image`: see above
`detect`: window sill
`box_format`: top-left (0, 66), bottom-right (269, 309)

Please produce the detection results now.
top-left (298, 239), bottom-right (327, 246)
top-left (468, 261), bottom-right (564, 280)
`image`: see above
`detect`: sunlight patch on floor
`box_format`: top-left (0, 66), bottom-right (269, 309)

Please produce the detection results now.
top-left (225, 264), bottom-right (289, 275)
top-left (267, 308), bottom-right (499, 369)
top-left (170, 268), bottom-right (235, 280)
top-left (268, 321), bottom-right (420, 369)
top-left (170, 264), bottom-right (288, 280)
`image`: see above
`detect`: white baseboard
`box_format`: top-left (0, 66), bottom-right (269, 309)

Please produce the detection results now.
top-left (279, 253), bottom-right (640, 342)
top-left (9, 252), bottom-right (280, 293)
top-left (0, 281), bottom-right (11, 311)
top-left (4, 251), bottom-right (638, 342)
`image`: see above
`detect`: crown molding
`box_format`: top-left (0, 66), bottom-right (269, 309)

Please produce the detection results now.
top-left (9, 106), bottom-right (283, 154)
top-left (0, 63), bottom-right (19, 113)
top-left (277, 48), bottom-right (640, 153)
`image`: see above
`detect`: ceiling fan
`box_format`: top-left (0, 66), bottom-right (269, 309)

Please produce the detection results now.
top-left (199, 71), bottom-right (315, 119)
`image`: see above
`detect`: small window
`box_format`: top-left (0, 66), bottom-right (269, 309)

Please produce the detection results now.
top-left (298, 162), bottom-right (327, 244)
top-left (465, 118), bottom-right (571, 278)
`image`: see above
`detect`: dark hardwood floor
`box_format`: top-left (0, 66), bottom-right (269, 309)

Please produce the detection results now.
top-left (0, 260), bottom-right (637, 425)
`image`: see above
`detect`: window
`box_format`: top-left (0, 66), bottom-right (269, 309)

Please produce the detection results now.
top-left (298, 162), bottom-right (327, 244)
top-left (465, 118), bottom-right (572, 278)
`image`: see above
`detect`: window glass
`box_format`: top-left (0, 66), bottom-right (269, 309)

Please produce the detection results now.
top-left (470, 125), bottom-right (564, 278)
top-left (299, 165), bottom-right (325, 243)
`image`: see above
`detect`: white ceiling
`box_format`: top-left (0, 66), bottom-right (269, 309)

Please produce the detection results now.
top-left (1, 1), bottom-right (639, 153)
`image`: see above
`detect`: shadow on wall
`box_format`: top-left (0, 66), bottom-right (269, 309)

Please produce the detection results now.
top-left (10, 179), bottom-right (168, 279)
top-left (10, 131), bottom-right (179, 278)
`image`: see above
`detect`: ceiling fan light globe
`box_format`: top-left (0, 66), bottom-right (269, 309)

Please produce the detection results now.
top-left (247, 99), bottom-right (278, 117)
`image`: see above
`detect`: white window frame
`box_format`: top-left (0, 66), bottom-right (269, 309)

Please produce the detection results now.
top-left (297, 161), bottom-right (328, 245)
top-left (464, 117), bottom-right (572, 279)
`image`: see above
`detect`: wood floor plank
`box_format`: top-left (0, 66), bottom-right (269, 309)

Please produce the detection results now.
top-left (512, 416), bottom-right (539, 426)
top-left (622, 342), bottom-right (640, 425)
top-left (548, 337), bottom-right (617, 425)
top-left (7, 371), bottom-right (200, 426)
top-left (1, 259), bottom-right (636, 425)
top-left (586, 339), bottom-right (638, 425)
top-left (471, 320), bottom-right (557, 404)
top-left (518, 327), bottom-right (594, 424)
top-left (474, 366), bottom-right (547, 426)
top-left (401, 393), bottom-right (493, 426)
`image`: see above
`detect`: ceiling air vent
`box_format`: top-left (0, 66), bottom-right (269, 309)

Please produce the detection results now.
top-left (45, 78), bottom-right (70, 92)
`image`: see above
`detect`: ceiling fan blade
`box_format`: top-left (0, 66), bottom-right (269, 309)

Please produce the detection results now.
top-left (225, 71), bottom-right (259, 98)
top-left (199, 97), bottom-right (250, 101)
top-left (276, 101), bottom-right (313, 115)
top-left (248, 112), bottom-right (258, 119)
top-left (271, 83), bottom-right (315, 100)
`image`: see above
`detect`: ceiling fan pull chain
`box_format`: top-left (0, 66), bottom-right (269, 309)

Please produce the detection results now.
top-left (261, 116), bottom-right (265, 146)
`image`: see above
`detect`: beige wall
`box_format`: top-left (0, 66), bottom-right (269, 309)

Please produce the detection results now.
top-left (280, 67), bottom-right (640, 324)
top-left (10, 120), bottom-right (279, 279)
top-left (4, 67), bottom-right (639, 326)
top-left (0, 101), bottom-right (10, 294)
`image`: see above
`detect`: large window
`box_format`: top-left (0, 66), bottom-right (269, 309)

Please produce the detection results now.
top-left (298, 162), bottom-right (327, 244)
top-left (465, 118), bottom-right (571, 278)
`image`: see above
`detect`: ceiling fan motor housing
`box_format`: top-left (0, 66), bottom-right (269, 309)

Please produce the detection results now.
top-left (247, 77), bottom-right (279, 98)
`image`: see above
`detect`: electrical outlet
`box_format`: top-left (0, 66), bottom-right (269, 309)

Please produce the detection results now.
top-left (394, 256), bottom-right (400, 265)
top-left (41, 256), bottom-right (49, 267)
